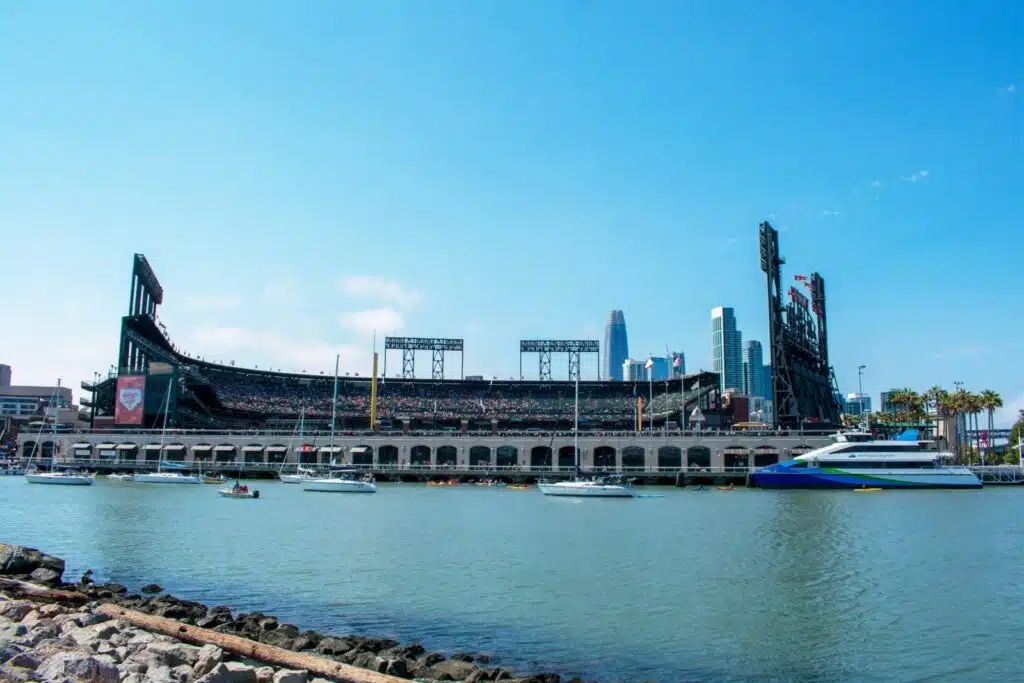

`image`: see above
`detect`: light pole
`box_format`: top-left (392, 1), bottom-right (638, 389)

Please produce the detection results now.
top-left (857, 365), bottom-right (867, 430)
top-left (953, 380), bottom-right (964, 462)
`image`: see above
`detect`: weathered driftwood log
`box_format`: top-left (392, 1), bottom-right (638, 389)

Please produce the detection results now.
top-left (0, 578), bottom-right (89, 605)
top-left (96, 603), bottom-right (407, 683)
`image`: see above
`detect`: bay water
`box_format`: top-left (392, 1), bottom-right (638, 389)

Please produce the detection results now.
top-left (1, 479), bottom-right (1022, 682)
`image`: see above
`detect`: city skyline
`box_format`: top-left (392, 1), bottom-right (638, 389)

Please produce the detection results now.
top-left (2, 2), bottom-right (1020, 424)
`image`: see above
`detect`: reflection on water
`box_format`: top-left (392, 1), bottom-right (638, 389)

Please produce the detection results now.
top-left (1, 480), bottom-right (1022, 682)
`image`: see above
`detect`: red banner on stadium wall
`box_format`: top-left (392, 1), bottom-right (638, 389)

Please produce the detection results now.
top-left (114, 375), bottom-right (146, 425)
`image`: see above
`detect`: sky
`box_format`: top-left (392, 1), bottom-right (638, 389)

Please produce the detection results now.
top-left (1, 1), bottom-right (1021, 423)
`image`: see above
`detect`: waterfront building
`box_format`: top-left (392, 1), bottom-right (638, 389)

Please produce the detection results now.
top-left (881, 390), bottom-right (900, 414)
top-left (844, 393), bottom-right (872, 416)
top-left (0, 364), bottom-right (76, 424)
top-left (712, 307), bottom-right (743, 393)
top-left (603, 310), bottom-right (629, 381)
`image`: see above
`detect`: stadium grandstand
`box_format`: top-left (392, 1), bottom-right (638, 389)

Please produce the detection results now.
top-left (85, 255), bottom-right (726, 433)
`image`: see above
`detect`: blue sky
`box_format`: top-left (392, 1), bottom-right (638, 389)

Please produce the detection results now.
top-left (1, 1), bottom-right (1021, 421)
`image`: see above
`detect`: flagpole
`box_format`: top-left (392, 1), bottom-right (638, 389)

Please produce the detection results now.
top-left (648, 355), bottom-right (654, 434)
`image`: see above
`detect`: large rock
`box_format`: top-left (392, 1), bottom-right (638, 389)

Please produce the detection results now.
top-left (423, 658), bottom-right (478, 681)
top-left (65, 621), bottom-right (121, 650)
top-left (254, 665), bottom-right (276, 683)
top-left (290, 630), bottom-right (322, 652)
top-left (29, 567), bottom-right (63, 586)
top-left (36, 650), bottom-right (120, 683)
top-left (197, 661), bottom-right (258, 683)
top-left (0, 600), bottom-right (35, 621)
top-left (193, 643), bottom-right (225, 678)
top-left (314, 636), bottom-right (353, 656)
top-left (260, 623), bottom-right (299, 650)
top-left (129, 640), bottom-right (201, 669)
top-left (0, 544), bottom-right (64, 578)
top-left (273, 670), bottom-right (309, 683)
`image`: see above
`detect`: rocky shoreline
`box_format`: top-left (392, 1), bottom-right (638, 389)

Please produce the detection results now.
top-left (0, 543), bottom-right (583, 683)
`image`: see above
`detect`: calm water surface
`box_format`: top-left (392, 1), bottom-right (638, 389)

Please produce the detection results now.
top-left (1, 478), bottom-right (1022, 682)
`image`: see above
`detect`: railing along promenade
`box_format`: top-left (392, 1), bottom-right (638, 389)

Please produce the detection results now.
top-left (48, 427), bottom-right (838, 438)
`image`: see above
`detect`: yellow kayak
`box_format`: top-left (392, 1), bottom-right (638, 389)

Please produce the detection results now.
top-left (854, 487), bottom-right (883, 492)
top-left (507, 485), bottom-right (529, 490)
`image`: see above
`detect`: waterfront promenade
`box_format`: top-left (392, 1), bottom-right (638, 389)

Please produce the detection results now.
top-left (28, 429), bottom-right (831, 474)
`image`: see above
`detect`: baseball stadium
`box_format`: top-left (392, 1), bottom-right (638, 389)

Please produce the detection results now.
top-left (53, 252), bottom-right (831, 477)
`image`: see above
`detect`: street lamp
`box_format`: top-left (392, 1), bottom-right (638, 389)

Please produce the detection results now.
top-left (857, 365), bottom-right (867, 430)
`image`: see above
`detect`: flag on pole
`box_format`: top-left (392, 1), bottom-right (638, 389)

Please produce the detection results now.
top-left (644, 357), bottom-right (654, 369)
top-left (672, 355), bottom-right (682, 368)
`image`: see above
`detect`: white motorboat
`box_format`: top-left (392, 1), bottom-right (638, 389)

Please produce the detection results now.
top-left (538, 377), bottom-right (635, 499)
top-left (24, 380), bottom-right (94, 487)
top-left (303, 469), bottom-right (377, 493)
top-left (134, 471), bottom-right (201, 484)
top-left (25, 469), bottom-right (95, 486)
top-left (218, 483), bottom-right (260, 499)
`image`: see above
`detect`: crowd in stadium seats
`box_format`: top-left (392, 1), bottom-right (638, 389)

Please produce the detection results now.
top-left (203, 368), bottom-right (647, 422)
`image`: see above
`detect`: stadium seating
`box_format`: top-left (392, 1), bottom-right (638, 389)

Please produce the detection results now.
top-left (198, 366), bottom-right (660, 427)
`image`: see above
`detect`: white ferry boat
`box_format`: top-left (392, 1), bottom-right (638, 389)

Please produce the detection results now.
top-left (749, 431), bottom-right (982, 489)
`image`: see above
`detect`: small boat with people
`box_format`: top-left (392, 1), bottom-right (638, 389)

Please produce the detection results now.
top-left (218, 481), bottom-right (260, 499)
top-left (749, 431), bottom-right (982, 489)
top-left (202, 474), bottom-right (226, 485)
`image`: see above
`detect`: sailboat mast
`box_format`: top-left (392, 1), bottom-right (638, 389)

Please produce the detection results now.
top-left (329, 354), bottom-right (339, 457)
top-left (51, 379), bottom-right (61, 471)
top-left (157, 380), bottom-right (172, 473)
top-left (573, 375), bottom-right (579, 478)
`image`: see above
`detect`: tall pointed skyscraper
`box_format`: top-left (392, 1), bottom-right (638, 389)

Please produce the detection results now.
top-left (603, 310), bottom-right (629, 380)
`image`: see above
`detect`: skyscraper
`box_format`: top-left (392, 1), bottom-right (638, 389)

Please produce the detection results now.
top-left (712, 306), bottom-right (743, 392)
top-left (742, 340), bottom-right (765, 399)
top-left (604, 310), bottom-right (629, 381)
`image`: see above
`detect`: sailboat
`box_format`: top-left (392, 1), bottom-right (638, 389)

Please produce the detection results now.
top-left (303, 355), bottom-right (377, 494)
top-left (134, 382), bottom-right (200, 484)
top-left (25, 380), bottom-right (94, 486)
top-left (537, 377), bottom-right (634, 498)
top-left (280, 408), bottom-right (315, 483)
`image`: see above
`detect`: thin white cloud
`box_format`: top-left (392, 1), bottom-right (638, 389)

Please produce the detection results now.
top-left (186, 327), bottom-right (363, 373)
top-left (263, 279), bottom-right (298, 303)
top-left (871, 180), bottom-right (883, 188)
top-left (339, 308), bottom-right (404, 335)
top-left (181, 294), bottom-right (242, 311)
top-left (900, 170), bottom-right (930, 183)
top-left (339, 275), bottom-right (421, 308)
top-left (822, 210), bottom-right (841, 217)
top-left (999, 84), bottom-right (1016, 94)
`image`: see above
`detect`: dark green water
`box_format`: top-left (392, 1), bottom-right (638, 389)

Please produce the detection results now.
top-left (2, 479), bottom-right (1022, 682)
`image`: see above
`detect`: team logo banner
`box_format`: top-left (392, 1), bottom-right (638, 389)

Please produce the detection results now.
top-left (114, 375), bottom-right (146, 425)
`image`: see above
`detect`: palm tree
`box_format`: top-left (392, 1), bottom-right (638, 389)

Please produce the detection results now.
top-left (979, 390), bottom-right (1002, 466)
